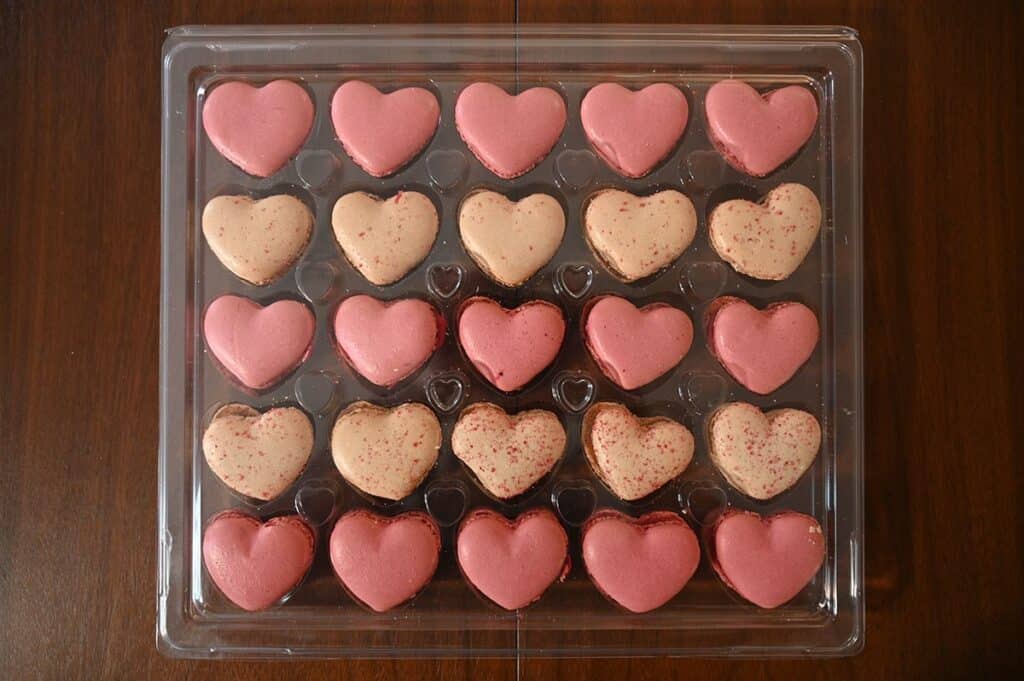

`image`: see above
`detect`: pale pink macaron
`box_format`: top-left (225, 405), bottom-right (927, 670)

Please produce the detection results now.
top-left (331, 80), bottom-right (440, 177)
top-left (704, 79), bottom-right (818, 177)
top-left (581, 82), bottom-right (689, 178)
top-left (582, 510), bottom-right (701, 613)
top-left (202, 511), bottom-right (315, 612)
top-left (583, 295), bottom-right (693, 390)
top-left (333, 295), bottom-right (445, 387)
top-left (705, 296), bottom-right (819, 394)
top-left (202, 79), bottom-right (314, 177)
top-left (329, 509), bottom-right (440, 612)
top-left (455, 82), bottom-right (567, 179)
top-left (457, 508), bottom-right (569, 610)
top-left (457, 297), bottom-right (566, 392)
top-left (710, 509), bottom-right (825, 609)
top-left (203, 295), bottom-right (315, 391)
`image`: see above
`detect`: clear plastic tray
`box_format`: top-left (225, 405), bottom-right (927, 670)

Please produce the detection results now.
top-left (159, 24), bottom-right (863, 658)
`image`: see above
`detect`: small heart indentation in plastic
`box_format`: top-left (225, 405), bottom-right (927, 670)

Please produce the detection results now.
top-left (296, 260), bottom-right (339, 303)
top-left (552, 481), bottom-right (597, 527)
top-left (679, 481), bottom-right (728, 526)
top-left (682, 150), bottom-right (730, 191)
top-left (296, 150), bottom-right (340, 190)
top-left (555, 149), bottom-right (598, 191)
top-left (552, 371), bottom-right (595, 414)
top-left (424, 481), bottom-right (468, 527)
top-left (426, 372), bottom-right (467, 414)
top-left (679, 261), bottom-right (728, 301)
top-left (294, 481), bottom-right (339, 527)
top-left (426, 263), bottom-right (464, 300)
top-left (295, 370), bottom-right (340, 415)
top-left (425, 150), bottom-right (468, 191)
top-left (553, 263), bottom-right (594, 300)
top-left (679, 371), bottom-right (728, 414)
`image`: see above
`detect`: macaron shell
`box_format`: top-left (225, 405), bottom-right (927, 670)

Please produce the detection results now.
top-left (329, 510), bottom-right (440, 612)
top-left (584, 189), bottom-right (697, 282)
top-left (711, 510), bottom-right (826, 609)
top-left (583, 296), bottom-right (693, 390)
top-left (330, 401), bottom-right (442, 500)
top-left (582, 511), bottom-right (700, 613)
top-left (459, 190), bottom-right (566, 287)
top-left (709, 183), bottom-right (822, 281)
top-left (451, 403), bottom-right (567, 499)
top-left (705, 80), bottom-right (818, 177)
top-left (202, 404), bottom-right (314, 501)
top-left (456, 508), bottom-right (569, 610)
top-left (708, 403), bottom-right (821, 500)
top-left (331, 80), bottom-right (440, 177)
top-left (707, 297), bottom-right (819, 394)
top-left (333, 295), bottom-right (444, 387)
top-left (455, 82), bottom-right (567, 179)
top-left (457, 297), bottom-right (566, 392)
top-left (202, 194), bottom-right (313, 285)
top-left (202, 79), bottom-right (314, 178)
top-left (582, 402), bottom-right (695, 501)
top-left (332, 190), bottom-right (438, 286)
top-left (204, 295), bottom-right (315, 390)
top-left (581, 82), bottom-right (689, 178)
top-left (202, 512), bottom-right (315, 612)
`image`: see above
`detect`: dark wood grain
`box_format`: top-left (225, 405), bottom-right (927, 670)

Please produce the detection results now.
top-left (1, 0), bottom-right (1022, 679)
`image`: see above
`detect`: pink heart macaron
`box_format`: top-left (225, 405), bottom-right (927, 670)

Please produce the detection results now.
top-left (202, 79), bottom-right (314, 177)
top-left (455, 82), bottom-right (567, 179)
top-left (456, 508), bottom-right (569, 610)
top-left (329, 509), bottom-right (440, 612)
top-left (582, 510), bottom-right (701, 613)
top-left (704, 80), bottom-right (818, 177)
top-left (331, 80), bottom-right (441, 177)
top-left (583, 295), bottom-right (694, 390)
top-left (333, 295), bottom-right (445, 387)
top-left (710, 509), bottom-right (825, 609)
top-left (581, 83), bottom-right (689, 178)
top-left (706, 296), bottom-right (819, 394)
top-left (204, 295), bottom-right (315, 390)
top-left (202, 511), bottom-right (315, 612)
top-left (457, 297), bottom-right (566, 392)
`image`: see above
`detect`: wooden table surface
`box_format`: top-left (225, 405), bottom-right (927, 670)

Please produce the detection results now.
top-left (2, 0), bottom-right (1022, 678)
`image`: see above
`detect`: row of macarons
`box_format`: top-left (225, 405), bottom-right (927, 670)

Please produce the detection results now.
top-left (204, 78), bottom-right (818, 181)
top-left (203, 504), bottom-right (825, 615)
top-left (205, 182), bottom-right (821, 291)
top-left (206, 396), bottom-right (821, 509)
top-left (207, 293), bottom-right (819, 397)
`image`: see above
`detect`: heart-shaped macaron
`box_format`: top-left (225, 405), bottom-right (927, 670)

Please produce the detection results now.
top-left (203, 194), bottom-right (313, 285)
top-left (329, 510), bottom-right (440, 612)
top-left (332, 190), bottom-right (438, 286)
top-left (331, 401), bottom-right (441, 500)
top-left (459, 190), bottom-right (566, 287)
top-left (202, 404), bottom-right (314, 502)
top-left (581, 83), bottom-right (689, 178)
top-left (202, 79), bottom-right (314, 177)
top-left (333, 295), bottom-right (444, 387)
top-left (709, 183), bottom-right (822, 281)
top-left (706, 296), bottom-right (819, 394)
top-left (455, 82), bottom-right (567, 179)
top-left (582, 402), bottom-right (694, 501)
top-left (583, 295), bottom-right (693, 390)
top-left (451, 403), bottom-right (566, 500)
top-left (705, 80), bottom-right (818, 177)
top-left (582, 510), bottom-right (700, 613)
top-left (584, 189), bottom-right (697, 282)
top-left (331, 80), bottom-right (440, 177)
top-left (457, 297), bottom-right (566, 392)
top-left (457, 508), bottom-right (569, 610)
top-left (708, 403), bottom-right (821, 500)
top-left (711, 510), bottom-right (826, 609)
top-left (204, 295), bottom-right (315, 390)
top-left (202, 511), bottom-right (315, 611)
